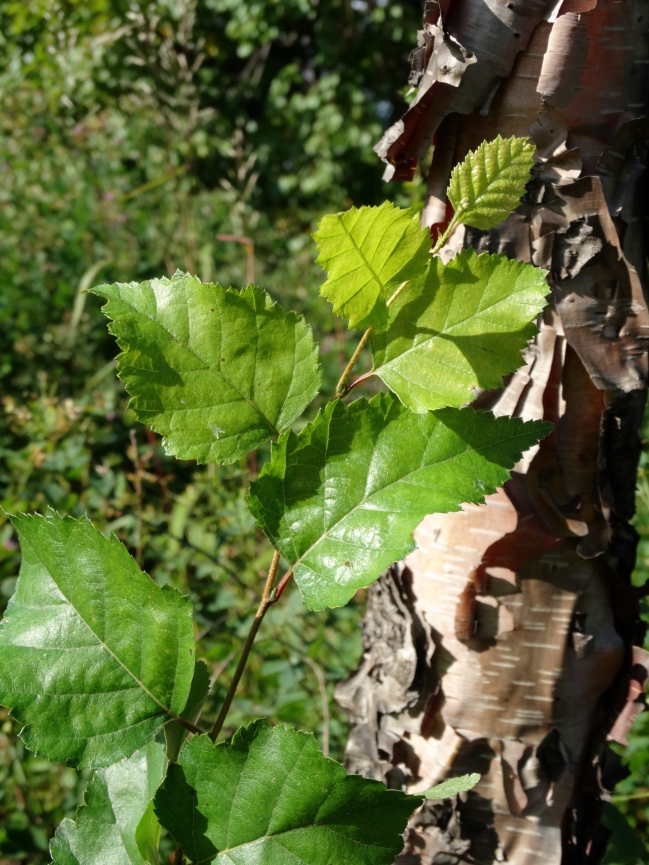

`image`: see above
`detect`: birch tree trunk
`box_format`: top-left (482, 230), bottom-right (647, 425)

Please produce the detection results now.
top-left (335, 1), bottom-right (649, 862)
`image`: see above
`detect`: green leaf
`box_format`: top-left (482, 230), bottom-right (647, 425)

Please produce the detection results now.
top-left (601, 802), bottom-right (649, 865)
top-left (314, 201), bottom-right (431, 330)
top-left (50, 740), bottom-right (166, 865)
top-left (0, 510), bottom-right (195, 768)
top-left (422, 773), bottom-right (480, 800)
top-left (165, 660), bottom-right (210, 763)
top-left (135, 801), bottom-right (162, 865)
top-left (249, 395), bottom-right (552, 610)
top-left (92, 273), bottom-right (321, 465)
top-left (448, 135), bottom-right (535, 230)
top-left (154, 720), bottom-right (419, 865)
top-left (371, 250), bottom-right (548, 412)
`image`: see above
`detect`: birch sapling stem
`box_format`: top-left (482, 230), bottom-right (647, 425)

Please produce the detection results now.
top-left (342, 280), bottom-right (410, 396)
top-left (210, 550), bottom-right (281, 742)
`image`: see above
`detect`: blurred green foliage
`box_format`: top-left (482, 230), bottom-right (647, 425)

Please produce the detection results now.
top-left (0, 0), bottom-right (426, 859)
top-left (610, 411), bottom-right (649, 864)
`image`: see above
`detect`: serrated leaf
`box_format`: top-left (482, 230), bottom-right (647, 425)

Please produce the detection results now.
top-left (154, 720), bottom-right (419, 865)
top-left (0, 510), bottom-right (195, 768)
top-left (314, 202), bottom-right (431, 330)
top-left (249, 394), bottom-right (552, 610)
top-left (92, 273), bottom-right (321, 465)
top-left (371, 250), bottom-right (548, 412)
top-left (165, 660), bottom-right (210, 763)
top-left (50, 740), bottom-right (166, 865)
top-left (422, 773), bottom-right (480, 800)
top-left (448, 135), bottom-right (535, 230)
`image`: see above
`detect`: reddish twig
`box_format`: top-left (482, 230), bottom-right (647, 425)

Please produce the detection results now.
top-left (273, 569), bottom-right (293, 601)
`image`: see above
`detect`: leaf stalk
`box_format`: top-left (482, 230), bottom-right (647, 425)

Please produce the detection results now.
top-left (385, 279), bottom-right (410, 308)
top-left (335, 280), bottom-right (410, 399)
top-left (431, 215), bottom-right (459, 255)
top-left (334, 327), bottom-right (373, 399)
top-left (209, 550), bottom-right (281, 742)
top-left (273, 568), bottom-right (293, 601)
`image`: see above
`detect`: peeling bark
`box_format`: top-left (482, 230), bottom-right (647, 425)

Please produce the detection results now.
top-left (338, 1), bottom-right (649, 862)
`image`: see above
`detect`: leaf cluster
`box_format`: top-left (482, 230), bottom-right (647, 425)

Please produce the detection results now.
top-left (0, 135), bottom-right (552, 863)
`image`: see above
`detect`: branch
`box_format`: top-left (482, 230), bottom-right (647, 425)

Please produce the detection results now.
top-left (209, 551), bottom-right (281, 742)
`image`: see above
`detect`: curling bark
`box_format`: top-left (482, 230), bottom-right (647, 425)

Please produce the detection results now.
top-left (336, 1), bottom-right (649, 862)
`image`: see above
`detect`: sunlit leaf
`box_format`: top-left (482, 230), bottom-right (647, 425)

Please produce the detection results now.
top-left (155, 720), bottom-right (419, 865)
top-left (50, 740), bottom-right (165, 865)
top-left (448, 135), bottom-right (535, 230)
top-left (249, 395), bottom-right (552, 610)
top-left (372, 250), bottom-right (548, 411)
top-left (92, 273), bottom-right (321, 465)
top-left (314, 202), bottom-right (430, 329)
top-left (0, 511), bottom-right (195, 768)
top-left (422, 773), bottom-right (480, 800)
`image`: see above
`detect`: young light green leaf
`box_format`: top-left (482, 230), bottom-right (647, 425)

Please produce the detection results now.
top-left (136, 801), bottom-right (162, 865)
top-left (314, 201), bottom-right (431, 329)
top-left (50, 740), bottom-right (166, 865)
top-left (0, 510), bottom-right (195, 768)
top-left (371, 250), bottom-right (548, 412)
top-left (422, 773), bottom-right (481, 800)
top-left (448, 135), bottom-right (535, 230)
top-left (249, 394), bottom-right (552, 610)
top-left (92, 273), bottom-right (321, 465)
top-left (154, 720), bottom-right (420, 865)
top-left (165, 660), bottom-right (210, 763)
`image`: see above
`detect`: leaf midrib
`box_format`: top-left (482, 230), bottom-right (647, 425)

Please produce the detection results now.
top-left (111, 287), bottom-right (280, 437)
top-left (18, 528), bottom-right (186, 727)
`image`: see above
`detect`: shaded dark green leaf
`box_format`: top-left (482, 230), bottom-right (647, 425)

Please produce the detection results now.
top-left (155, 720), bottom-right (419, 865)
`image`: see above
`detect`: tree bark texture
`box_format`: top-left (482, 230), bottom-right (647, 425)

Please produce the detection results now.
top-left (336, 1), bottom-right (649, 862)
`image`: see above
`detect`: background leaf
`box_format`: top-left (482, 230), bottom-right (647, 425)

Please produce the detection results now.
top-left (154, 720), bottom-right (419, 865)
top-left (249, 395), bottom-right (552, 610)
top-left (372, 250), bottom-right (548, 411)
top-left (50, 740), bottom-right (166, 865)
top-left (314, 202), bottom-right (431, 330)
top-left (448, 136), bottom-right (536, 230)
top-left (0, 511), bottom-right (195, 768)
top-left (93, 274), bottom-right (321, 465)
top-left (422, 773), bottom-right (480, 800)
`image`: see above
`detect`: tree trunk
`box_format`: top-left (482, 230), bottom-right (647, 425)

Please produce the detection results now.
top-left (336, 1), bottom-right (649, 862)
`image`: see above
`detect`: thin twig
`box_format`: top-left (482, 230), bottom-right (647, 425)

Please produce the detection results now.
top-left (303, 657), bottom-right (330, 757)
top-left (335, 327), bottom-right (373, 399)
top-left (431, 215), bottom-right (459, 255)
top-left (210, 551), bottom-right (281, 742)
top-left (129, 429), bottom-right (143, 566)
